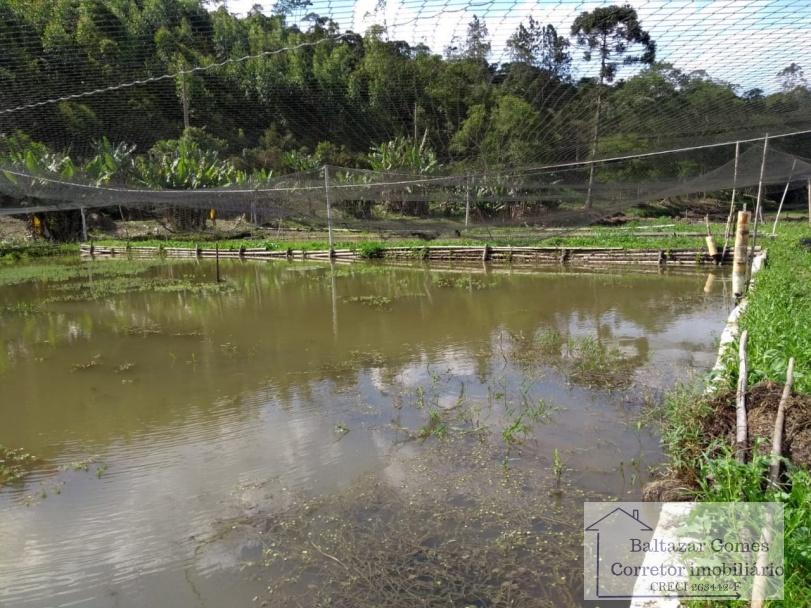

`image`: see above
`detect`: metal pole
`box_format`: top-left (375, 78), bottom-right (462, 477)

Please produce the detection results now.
top-left (749, 135), bottom-right (769, 276)
top-left (771, 158), bottom-right (797, 236)
top-left (324, 165), bottom-right (334, 255)
top-left (465, 175), bottom-right (471, 228)
top-left (721, 141), bottom-right (740, 259)
top-left (80, 207), bottom-right (88, 242)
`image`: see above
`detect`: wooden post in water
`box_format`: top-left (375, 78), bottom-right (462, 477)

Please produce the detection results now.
top-left (215, 243), bottom-right (221, 283)
top-left (771, 158), bottom-right (797, 236)
top-left (722, 141), bottom-right (740, 260)
top-left (736, 329), bottom-right (749, 463)
top-left (732, 210), bottom-right (751, 297)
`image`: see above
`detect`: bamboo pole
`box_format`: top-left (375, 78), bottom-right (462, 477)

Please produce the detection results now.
top-left (736, 330), bottom-right (749, 463)
top-left (749, 135), bottom-right (769, 275)
top-left (722, 141), bottom-right (740, 260)
top-left (704, 214), bottom-right (718, 261)
top-left (808, 179), bottom-right (811, 226)
top-left (732, 211), bottom-right (751, 297)
top-left (769, 357), bottom-right (795, 485)
top-left (771, 158), bottom-right (797, 236)
top-left (215, 243), bottom-right (221, 283)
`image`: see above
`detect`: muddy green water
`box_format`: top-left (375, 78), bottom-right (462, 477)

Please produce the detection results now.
top-left (0, 258), bottom-right (730, 607)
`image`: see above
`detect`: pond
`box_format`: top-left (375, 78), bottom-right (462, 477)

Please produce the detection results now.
top-left (0, 258), bottom-right (730, 607)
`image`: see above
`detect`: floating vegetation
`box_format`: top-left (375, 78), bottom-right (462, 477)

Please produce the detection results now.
top-left (0, 444), bottom-right (37, 485)
top-left (115, 362), bottom-right (135, 373)
top-left (0, 257), bottom-right (161, 288)
top-left (347, 350), bottom-right (385, 367)
top-left (342, 295), bottom-right (392, 308)
top-left (71, 354), bottom-right (102, 372)
top-left (509, 330), bottom-right (634, 389)
top-left (0, 302), bottom-right (40, 315)
top-left (433, 275), bottom-right (493, 290)
top-left (565, 336), bottom-right (634, 389)
top-left (43, 275), bottom-right (234, 303)
top-left (126, 324), bottom-right (162, 336)
top-left (58, 455), bottom-right (103, 473)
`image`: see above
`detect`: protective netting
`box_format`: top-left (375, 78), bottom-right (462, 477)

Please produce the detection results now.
top-left (0, 0), bottom-right (810, 231)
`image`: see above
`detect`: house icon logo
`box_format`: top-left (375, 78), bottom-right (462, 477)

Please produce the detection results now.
top-left (584, 504), bottom-right (656, 600)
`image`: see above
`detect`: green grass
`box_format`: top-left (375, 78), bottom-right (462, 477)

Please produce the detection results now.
top-left (724, 223), bottom-right (811, 393)
top-left (657, 221), bottom-right (811, 608)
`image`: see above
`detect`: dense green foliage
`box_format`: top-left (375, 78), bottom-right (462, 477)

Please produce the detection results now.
top-left (733, 223), bottom-right (811, 393)
top-left (1, 0), bottom-right (810, 182)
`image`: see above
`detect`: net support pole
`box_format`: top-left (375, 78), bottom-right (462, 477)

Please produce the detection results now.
top-left (749, 135), bottom-right (769, 280)
top-left (465, 176), bottom-right (471, 228)
top-left (721, 141), bottom-right (740, 260)
top-left (324, 165), bottom-right (334, 257)
top-left (80, 207), bottom-right (88, 242)
top-left (771, 158), bottom-right (797, 236)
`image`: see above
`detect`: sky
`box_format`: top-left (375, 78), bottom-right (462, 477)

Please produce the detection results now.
top-left (212, 0), bottom-right (810, 92)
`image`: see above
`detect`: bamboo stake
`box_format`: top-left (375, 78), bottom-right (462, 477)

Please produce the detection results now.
top-left (704, 214), bottom-right (718, 261)
top-left (736, 330), bottom-right (749, 463)
top-left (807, 179), bottom-right (811, 226)
top-left (215, 243), bottom-right (221, 283)
top-left (722, 141), bottom-right (740, 259)
top-left (769, 357), bottom-right (795, 485)
top-left (771, 159), bottom-right (797, 236)
top-left (732, 211), bottom-right (751, 297)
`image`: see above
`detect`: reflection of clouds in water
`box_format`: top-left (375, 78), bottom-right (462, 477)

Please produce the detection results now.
top-left (371, 348), bottom-right (477, 393)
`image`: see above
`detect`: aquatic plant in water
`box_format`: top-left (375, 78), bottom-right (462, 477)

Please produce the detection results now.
top-left (0, 444), bottom-right (37, 485)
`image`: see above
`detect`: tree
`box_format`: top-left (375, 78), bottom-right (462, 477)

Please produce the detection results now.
top-left (778, 63), bottom-right (807, 92)
top-left (506, 18), bottom-right (570, 79)
top-left (571, 4), bottom-right (655, 207)
top-left (463, 16), bottom-right (491, 63)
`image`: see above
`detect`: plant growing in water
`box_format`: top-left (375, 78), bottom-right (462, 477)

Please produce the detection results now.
top-left (0, 444), bottom-right (37, 485)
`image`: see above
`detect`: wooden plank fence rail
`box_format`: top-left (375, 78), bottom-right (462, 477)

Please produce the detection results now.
top-left (80, 243), bottom-right (749, 266)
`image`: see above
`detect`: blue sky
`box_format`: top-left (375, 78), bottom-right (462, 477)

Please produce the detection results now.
top-left (212, 0), bottom-right (811, 92)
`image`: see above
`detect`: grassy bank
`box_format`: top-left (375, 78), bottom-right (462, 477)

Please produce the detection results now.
top-left (658, 221), bottom-right (811, 607)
